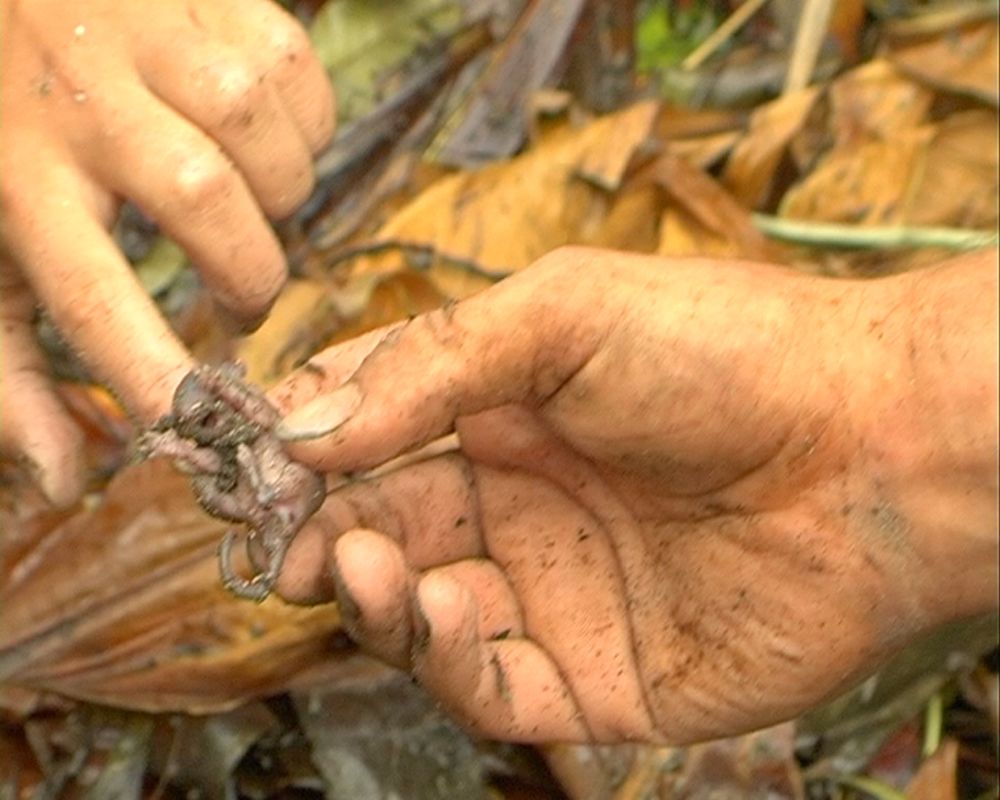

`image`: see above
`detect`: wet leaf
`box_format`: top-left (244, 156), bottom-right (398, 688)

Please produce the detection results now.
top-left (433, 0), bottom-right (589, 166)
top-left (78, 713), bottom-right (152, 800)
top-left (295, 669), bottom-right (490, 800)
top-left (153, 704), bottom-right (279, 797)
top-left (0, 461), bottom-right (344, 713)
top-left (661, 723), bottom-right (804, 799)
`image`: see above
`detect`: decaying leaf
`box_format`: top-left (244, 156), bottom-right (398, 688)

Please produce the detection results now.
top-left (542, 723), bottom-right (804, 800)
top-left (0, 461), bottom-right (344, 714)
top-left (294, 669), bottom-right (491, 799)
top-left (343, 100), bottom-right (661, 296)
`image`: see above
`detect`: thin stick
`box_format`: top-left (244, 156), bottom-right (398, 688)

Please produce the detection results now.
top-left (752, 214), bottom-right (1000, 251)
top-left (784, 0), bottom-right (835, 93)
top-left (681, 0), bottom-right (772, 71)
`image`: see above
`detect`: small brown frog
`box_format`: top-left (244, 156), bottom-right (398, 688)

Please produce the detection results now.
top-left (138, 362), bottom-right (325, 602)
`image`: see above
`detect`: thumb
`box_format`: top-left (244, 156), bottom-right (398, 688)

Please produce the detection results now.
top-left (275, 249), bottom-right (604, 472)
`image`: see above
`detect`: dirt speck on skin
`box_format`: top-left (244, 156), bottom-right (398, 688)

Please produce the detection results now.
top-left (868, 500), bottom-right (910, 552)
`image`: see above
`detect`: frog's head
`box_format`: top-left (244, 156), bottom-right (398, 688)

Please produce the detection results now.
top-left (172, 371), bottom-right (242, 446)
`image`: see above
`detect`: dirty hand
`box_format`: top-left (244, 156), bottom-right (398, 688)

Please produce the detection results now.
top-left (0, 0), bottom-right (334, 505)
top-left (267, 247), bottom-right (998, 744)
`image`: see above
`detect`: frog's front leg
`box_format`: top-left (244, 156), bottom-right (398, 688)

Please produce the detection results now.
top-left (138, 429), bottom-right (222, 475)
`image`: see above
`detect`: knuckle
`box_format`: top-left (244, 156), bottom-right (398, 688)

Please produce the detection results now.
top-left (171, 153), bottom-right (236, 210)
top-left (262, 19), bottom-right (313, 68)
top-left (204, 60), bottom-right (265, 127)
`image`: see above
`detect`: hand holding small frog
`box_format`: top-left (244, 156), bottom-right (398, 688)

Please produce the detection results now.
top-left (0, 0), bottom-right (334, 505)
top-left (268, 247), bottom-right (998, 744)
top-left (138, 362), bottom-right (325, 601)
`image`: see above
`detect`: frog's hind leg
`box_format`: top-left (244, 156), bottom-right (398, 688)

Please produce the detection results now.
top-left (218, 528), bottom-right (277, 602)
top-left (236, 442), bottom-right (278, 508)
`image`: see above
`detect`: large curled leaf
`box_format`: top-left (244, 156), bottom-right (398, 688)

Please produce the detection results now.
top-left (0, 461), bottom-right (344, 714)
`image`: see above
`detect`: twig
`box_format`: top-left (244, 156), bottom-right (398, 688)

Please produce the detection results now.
top-left (752, 214), bottom-right (1000, 251)
top-left (922, 692), bottom-right (944, 757)
top-left (681, 0), bottom-right (772, 70)
top-left (784, 0), bottom-right (835, 94)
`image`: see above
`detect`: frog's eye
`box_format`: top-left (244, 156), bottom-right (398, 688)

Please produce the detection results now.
top-left (197, 410), bottom-right (221, 431)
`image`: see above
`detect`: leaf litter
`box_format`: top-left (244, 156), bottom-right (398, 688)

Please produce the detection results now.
top-left (2, 0), bottom-right (998, 797)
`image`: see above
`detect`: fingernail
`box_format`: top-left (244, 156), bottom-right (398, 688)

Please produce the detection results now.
top-left (276, 382), bottom-right (362, 441)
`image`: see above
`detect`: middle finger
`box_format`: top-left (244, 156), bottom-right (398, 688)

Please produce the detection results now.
top-left (85, 85), bottom-right (288, 324)
top-left (138, 32), bottom-right (315, 220)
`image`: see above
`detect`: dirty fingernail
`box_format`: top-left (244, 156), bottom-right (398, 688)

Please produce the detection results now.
top-left (276, 383), bottom-right (362, 441)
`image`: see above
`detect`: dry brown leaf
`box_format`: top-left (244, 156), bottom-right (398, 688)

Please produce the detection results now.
top-left (826, 59), bottom-right (934, 147)
top-left (723, 86), bottom-right (822, 208)
top-left (908, 110), bottom-right (999, 230)
top-left (347, 101), bottom-right (661, 297)
top-left (585, 185), bottom-right (662, 253)
top-left (905, 739), bottom-right (960, 800)
top-left (667, 130), bottom-right (742, 171)
top-left (643, 152), bottom-right (784, 262)
top-left (332, 270), bottom-right (448, 342)
top-left (779, 124), bottom-right (936, 224)
top-left (239, 279), bottom-right (332, 385)
top-left (0, 461), bottom-right (342, 713)
top-left (888, 21), bottom-right (999, 106)
top-left (658, 206), bottom-right (745, 260)
top-left (781, 103), bottom-right (998, 230)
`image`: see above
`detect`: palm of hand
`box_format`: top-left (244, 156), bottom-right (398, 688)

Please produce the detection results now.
top-left (282, 335), bottom-right (914, 744)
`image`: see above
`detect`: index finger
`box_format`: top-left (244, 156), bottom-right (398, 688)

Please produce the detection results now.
top-left (3, 159), bottom-right (192, 421)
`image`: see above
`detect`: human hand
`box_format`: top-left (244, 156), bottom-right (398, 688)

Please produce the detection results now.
top-left (0, 0), bottom-right (334, 504)
top-left (268, 247), bottom-right (998, 744)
